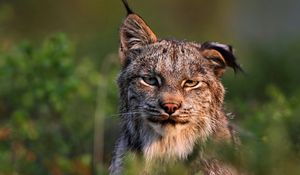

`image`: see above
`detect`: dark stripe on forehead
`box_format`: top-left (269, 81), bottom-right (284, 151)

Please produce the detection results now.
top-left (172, 44), bottom-right (177, 61)
top-left (199, 66), bottom-right (207, 75)
top-left (162, 48), bottom-right (168, 53)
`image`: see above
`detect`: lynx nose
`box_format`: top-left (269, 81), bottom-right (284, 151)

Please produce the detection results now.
top-left (161, 102), bottom-right (180, 115)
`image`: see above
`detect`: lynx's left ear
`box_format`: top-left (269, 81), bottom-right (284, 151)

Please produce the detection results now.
top-left (119, 0), bottom-right (157, 65)
top-left (200, 42), bottom-right (243, 77)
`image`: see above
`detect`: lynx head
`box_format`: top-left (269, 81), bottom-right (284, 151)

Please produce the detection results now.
top-left (117, 0), bottom-right (242, 160)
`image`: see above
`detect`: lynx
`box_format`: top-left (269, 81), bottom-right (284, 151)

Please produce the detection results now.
top-left (110, 0), bottom-right (243, 174)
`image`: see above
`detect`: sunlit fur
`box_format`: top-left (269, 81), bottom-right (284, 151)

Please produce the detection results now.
top-left (123, 41), bottom-right (221, 160)
top-left (110, 3), bottom-right (241, 174)
top-left (110, 40), bottom-right (234, 174)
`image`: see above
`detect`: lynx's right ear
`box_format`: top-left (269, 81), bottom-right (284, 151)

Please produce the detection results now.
top-left (119, 0), bottom-right (157, 65)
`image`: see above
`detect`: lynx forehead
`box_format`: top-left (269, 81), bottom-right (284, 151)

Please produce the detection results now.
top-left (124, 40), bottom-right (209, 75)
top-left (110, 0), bottom-right (242, 174)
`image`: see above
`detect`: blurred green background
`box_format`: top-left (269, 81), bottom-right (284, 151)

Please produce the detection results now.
top-left (0, 0), bottom-right (300, 174)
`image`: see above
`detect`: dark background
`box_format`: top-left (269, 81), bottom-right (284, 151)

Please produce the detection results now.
top-left (1, 0), bottom-right (300, 174)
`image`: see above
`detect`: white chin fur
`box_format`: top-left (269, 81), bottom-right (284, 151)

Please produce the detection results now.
top-left (143, 121), bottom-right (197, 162)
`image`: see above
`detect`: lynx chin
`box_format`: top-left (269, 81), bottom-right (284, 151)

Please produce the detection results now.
top-left (109, 0), bottom-right (243, 174)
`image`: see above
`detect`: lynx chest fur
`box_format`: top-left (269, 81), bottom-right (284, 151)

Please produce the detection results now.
top-left (110, 1), bottom-right (242, 174)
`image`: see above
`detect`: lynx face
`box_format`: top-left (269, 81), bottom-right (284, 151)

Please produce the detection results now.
top-left (120, 40), bottom-right (223, 136)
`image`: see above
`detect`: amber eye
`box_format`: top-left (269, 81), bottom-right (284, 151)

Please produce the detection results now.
top-left (183, 80), bottom-right (200, 88)
top-left (141, 76), bottom-right (160, 86)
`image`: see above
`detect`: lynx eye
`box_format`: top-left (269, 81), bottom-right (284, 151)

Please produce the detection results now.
top-left (141, 76), bottom-right (160, 86)
top-left (182, 80), bottom-right (201, 88)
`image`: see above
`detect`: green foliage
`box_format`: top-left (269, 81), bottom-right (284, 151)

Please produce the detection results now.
top-left (0, 34), bottom-right (100, 174)
top-left (233, 86), bottom-right (300, 175)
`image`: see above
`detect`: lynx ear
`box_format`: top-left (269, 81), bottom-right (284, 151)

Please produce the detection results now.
top-left (200, 42), bottom-right (243, 77)
top-left (119, 0), bottom-right (157, 65)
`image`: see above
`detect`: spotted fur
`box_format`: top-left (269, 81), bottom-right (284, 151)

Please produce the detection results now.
top-left (109, 1), bottom-right (242, 174)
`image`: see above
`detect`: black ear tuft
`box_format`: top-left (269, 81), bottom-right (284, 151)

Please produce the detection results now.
top-left (201, 42), bottom-right (243, 74)
top-left (121, 0), bottom-right (134, 15)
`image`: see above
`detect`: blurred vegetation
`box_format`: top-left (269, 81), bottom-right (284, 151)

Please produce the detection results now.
top-left (0, 34), bottom-right (100, 174)
top-left (1, 0), bottom-right (300, 175)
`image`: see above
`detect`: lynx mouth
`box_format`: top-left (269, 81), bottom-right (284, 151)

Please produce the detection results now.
top-left (147, 116), bottom-right (189, 125)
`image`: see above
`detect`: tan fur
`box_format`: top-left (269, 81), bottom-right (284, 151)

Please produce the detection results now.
top-left (110, 1), bottom-right (242, 174)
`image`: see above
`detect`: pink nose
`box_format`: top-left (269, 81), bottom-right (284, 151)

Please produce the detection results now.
top-left (161, 102), bottom-right (180, 115)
